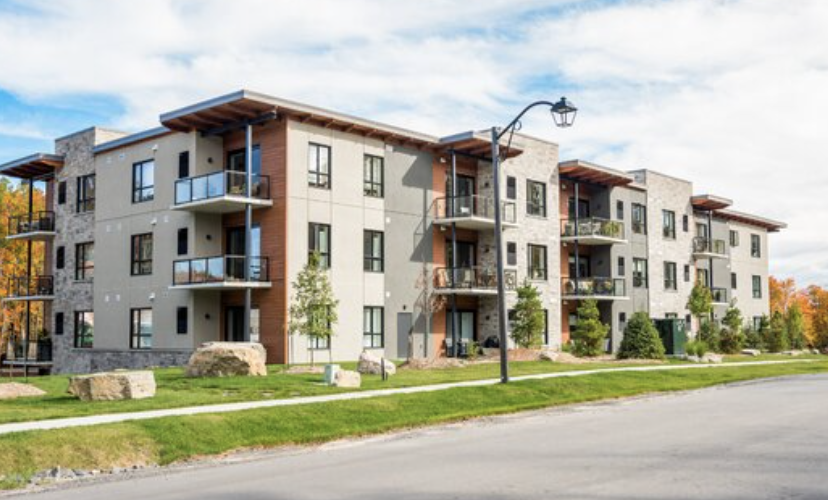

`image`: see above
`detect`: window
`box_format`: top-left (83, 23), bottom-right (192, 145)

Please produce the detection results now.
top-left (57, 181), bottom-right (66, 205)
top-left (662, 210), bottom-right (676, 239)
top-left (682, 214), bottom-right (689, 232)
top-left (618, 257), bottom-right (626, 276)
top-left (130, 308), bottom-right (153, 349)
top-left (633, 258), bottom-right (648, 288)
top-left (752, 316), bottom-right (763, 331)
top-left (619, 312), bottom-right (627, 332)
top-left (56, 246), bottom-right (65, 269)
top-left (632, 203), bottom-right (647, 234)
top-left (542, 309), bottom-right (550, 345)
top-left (74, 311), bottom-right (94, 348)
top-left (363, 230), bottom-right (384, 272)
top-left (731, 272), bottom-right (738, 289)
top-left (527, 244), bottom-right (547, 280)
top-left (616, 200), bottom-right (624, 220)
top-left (507, 242), bottom-right (517, 266)
top-left (751, 234), bottom-right (761, 258)
top-left (76, 174), bottom-right (95, 212)
top-left (75, 242), bottom-right (94, 281)
top-left (506, 176), bottom-right (517, 200)
top-left (131, 233), bottom-right (153, 276)
top-left (176, 307), bottom-right (188, 335)
top-left (309, 223), bottom-right (331, 269)
top-left (363, 307), bottom-right (384, 348)
top-left (309, 336), bottom-right (330, 350)
top-left (697, 268), bottom-right (710, 287)
top-left (308, 143), bottom-right (331, 189)
top-left (132, 160), bottom-right (155, 203)
top-left (664, 261), bottom-right (677, 290)
top-left (363, 155), bottom-right (384, 197)
top-left (177, 228), bottom-right (188, 256)
top-left (178, 151), bottom-right (190, 179)
top-left (730, 230), bottom-right (739, 247)
top-left (526, 180), bottom-right (547, 217)
top-left (55, 312), bottom-right (64, 335)
top-left (752, 275), bottom-right (762, 299)
top-left (684, 264), bottom-right (691, 282)
top-left (227, 146), bottom-right (262, 175)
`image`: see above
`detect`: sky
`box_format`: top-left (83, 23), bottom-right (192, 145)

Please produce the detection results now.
top-left (0, 0), bottom-right (826, 286)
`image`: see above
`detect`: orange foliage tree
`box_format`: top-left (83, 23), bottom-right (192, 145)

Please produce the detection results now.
top-left (769, 276), bottom-right (827, 349)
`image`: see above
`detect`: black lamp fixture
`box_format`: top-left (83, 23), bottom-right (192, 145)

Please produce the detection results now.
top-left (550, 97), bottom-right (578, 128)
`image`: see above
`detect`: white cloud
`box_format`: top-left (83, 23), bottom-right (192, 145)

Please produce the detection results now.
top-left (0, 0), bottom-right (826, 284)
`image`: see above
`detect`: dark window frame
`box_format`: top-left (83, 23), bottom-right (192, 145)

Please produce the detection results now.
top-left (76, 174), bottom-right (96, 213)
top-left (57, 181), bottom-right (67, 205)
top-left (56, 246), bottom-right (65, 269)
top-left (130, 308), bottom-right (153, 350)
top-left (308, 143), bottom-right (332, 189)
top-left (363, 306), bottom-right (384, 348)
top-left (618, 256), bottom-right (626, 276)
top-left (752, 275), bottom-right (762, 299)
top-left (506, 242), bottom-right (517, 266)
top-left (664, 261), bottom-right (677, 291)
top-left (633, 258), bottom-right (648, 288)
top-left (176, 306), bottom-right (188, 335)
top-left (132, 159), bottom-right (155, 203)
top-left (74, 311), bottom-right (94, 349)
top-left (526, 180), bottom-right (547, 217)
top-left (178, 151), bottom-right (190, 179)
top-left (731, 272), bottom-right (738, 289)
top-left (527, 244), bottom-right (548, 280)
top-left (55, 312), bottom-right (64, 335)
top-left (506, 176), bottom-right (517, 200)
top-left (632, 203), bottom-right (647, 234)
top-left (309, 223), bottom-right (332, 269)
top-left (751, 234), bottom-right (761, 258)
top-left (177, 227), bottom-right (188, 256)
top-left (730, 230), bottom-right (740, 247)
top-left (363, 154), bottom-right (384, 198)
top-left (131, 233), bottom-right (153, 276)
top-left (662, 210), bottom-right (676, 239)
top-left (616, 200), bottom-right (624, 220)
top-left (363, 230), bottom-right (384, 272)
top-left (75, 242), bottom-right (94, 281)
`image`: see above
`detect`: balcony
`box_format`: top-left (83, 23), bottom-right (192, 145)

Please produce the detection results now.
top-left (6, 211), bottom-right (56, 241)
top-left (3, 276), bottom-right (54, 301)
top-left (561, 217), bottom-right (626, 245)
top-left (433, 266), bottom-right (518, 296)
top-left (711, 287), bottom-right (729, 305)
top-left (171, 255), bottom-right (271, 290)
top-left (3, 338), bottom-right (53, 366)
top-left (432, 195), bottom-right (518, 231)
top-left (693, 237), bottom-right (727, 259)
top-left (561, 277), bottom-right (628, 300)
top-left (173, 171), bottom-right (272, 213)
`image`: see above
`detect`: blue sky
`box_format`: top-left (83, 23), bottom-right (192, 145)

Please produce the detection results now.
top-left (0, 0), bottom-right (827, 286)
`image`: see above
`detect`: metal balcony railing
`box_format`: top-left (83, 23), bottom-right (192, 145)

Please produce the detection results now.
top-left (562, 277), bottom-right (627, 298)
top-left (5, 338), bottom-right (53, 363)
top-left (173, 255), bottom-right (270, 286)
top-left (562, 217), bottom-right (625, 240)
top-left (432, 195), bottom-right (517, 224)
top-left (433, 266), bottom-right (518, 291)
top-left (174, 171), bottom-right (271, 206)
top-left (693, 237), bottom-right (727, 256)
top-left (5, 276), bottom-right (54, 299)
top-left (7, 211), bottom-right (55, 237)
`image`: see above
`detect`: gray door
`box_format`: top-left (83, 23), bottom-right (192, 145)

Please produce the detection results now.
top-left (397, 312), bottom-right (413, 359)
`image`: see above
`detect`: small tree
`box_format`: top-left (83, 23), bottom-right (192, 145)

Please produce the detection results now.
top-left (687, 281), bottom-right (713, 334)
top-left (698, 320), bottom-right (721, 352)
top-left (289, 252), bottom-right (339, 365)
top-left (571, 299), bottom-right (609, 357)
top-left (719, 305), bottom-right (745, 354)
top-left (618, 312), bottom-right (666, 360)
top-left (786, 302), bottom-right (806, 350)
top-left (510, 281), bottom-right (545, 349)
top-left (765, 311), bottom-right (789, 353)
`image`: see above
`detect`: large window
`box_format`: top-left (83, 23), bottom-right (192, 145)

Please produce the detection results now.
top-left (309, 223), bottom-right (331, 269)
top-left (132, 160), bottom-right (155, 203)
top-left (308, 143), bottom-right (331, 189)
top-left (751, 234), bottom-right (761, 258)
top-left (77, 174), bottom-right (95, 212)
top-left (664, 261), bottom-right (677, 291)
top-left (363, 155), bottom-right (384, 197)
top-left (363, 230), bottom-right (384, 272)
top-left (752, 275), bottom-right (762, 299)
top-left (363, 307), bottom-right (384, 348)
top-left (662, 210), bottom-right (676, 239)
top-left (74, 311), bottom-right (94, 349)
top-left (130, 308), bottom-right (153, 349)
top-left (131, 233), bottom-right (153, 276)
top-left (632, 203), bottom-right (647, 234)
top-left (528, 244), bottom-right (548, 280)
top-left (633, 258), bottom-right (648, 288)
top-left (75, 242), bottom-right (94, 281)
top-left (526, 180), bottom-right (547, 217)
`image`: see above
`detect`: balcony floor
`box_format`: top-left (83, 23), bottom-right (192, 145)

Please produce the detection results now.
top-left (561, 235), bottom-right (627, 246)
top-left (693, 251), bottom-right (728, 260)
top-left (170, 281), bottom-right (272, 291)
top-left (171, 196), bottom-right (273, 214)
top-left (2, 295), bottom-right (55, 302)
top-left (562, 295), bottom-right (629, 301)
top-left (433, 217), bottom-right (519, 231)
top-left (5, 231), bottom-right (56, 242)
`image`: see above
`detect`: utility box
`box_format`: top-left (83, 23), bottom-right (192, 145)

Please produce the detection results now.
top-left (654, 318), bottom-right (687, 356)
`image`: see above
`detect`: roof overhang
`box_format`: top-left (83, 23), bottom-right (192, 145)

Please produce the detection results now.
top-left (437, 130), bottom-right (523, 161)
top-left (715, 209), bottom-right (786, 233)
top-left (692, 194), bottom-right (733, 211)
top-left (559, 160), bottom-right (635, 187)
top-left (0, 153), bottom-right (64, 179)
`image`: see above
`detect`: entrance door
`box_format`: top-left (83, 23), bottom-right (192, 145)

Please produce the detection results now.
top-left (446, 310), bottom-right (476, 349)
top-left (225, 306), bottom-right (260, 342)
top-left (397, 312), bottom-right (413, 359)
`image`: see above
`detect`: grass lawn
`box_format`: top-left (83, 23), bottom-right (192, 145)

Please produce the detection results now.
top-left (0, 359), bottom-right (825, 489)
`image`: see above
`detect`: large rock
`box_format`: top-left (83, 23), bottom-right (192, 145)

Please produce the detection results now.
top-left (333, 369), bottom-right (361, 388)
top-left (540, 350), bottom-right (560, 362)
top-left (741, 349), bottom-right (761, 357)
top-left (701, 353), bottom-right (724, 364)
top-left (68, 371), bottom-right (156, 401)
top-left (357, 351), bottom-right (396, 376)
top-left (0, 382), bottom-right (46, 400)
top-left (186, 342), bottom-right (267, 377)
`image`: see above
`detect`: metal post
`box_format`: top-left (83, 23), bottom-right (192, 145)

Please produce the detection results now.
top-left (243, 123), bottom-right (253, 342)
top-left (24, 178), bottom-right (34, 379)
top-left (450, 151), bottom-right (458, 357)
top-left (707, 210), bottom-right (715, 322)
top-left (574, 182), bottom-right (581, 293)
top-left (490, 127), bottom-right (509, 383)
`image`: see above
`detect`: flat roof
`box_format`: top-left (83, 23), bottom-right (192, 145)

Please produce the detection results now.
top-left (715, 209), bottom-right (786, 233)
top-left (692, 194), bottom-right (733, 211)
top-left (559, 159), bottom-right (635, 187)
top-left (93, 127), bottom-right (172, 154)
top-left (0, 153), bottom-right (64, 179)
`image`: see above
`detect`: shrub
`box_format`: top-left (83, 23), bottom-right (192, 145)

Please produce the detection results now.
top-left (743, 326), bottom-right (763, 350)
top-left (617, 312), bottom-right (666, 360)
top-left (509, 281), bottom-right (545, 349)
top-left (685, 339), bottom-right (709, 357)
top-left (786, 303), bottom-right (806, 350)
top-left (719, 305), bottom-right (745, 354)
top-left (764, 311), bottom-right (790, 353)
top-left (698, 320), bottom-right (721, 352)
top-left (571, 299), bottom-right (609, 357)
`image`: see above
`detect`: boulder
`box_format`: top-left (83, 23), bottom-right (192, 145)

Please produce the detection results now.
top-left (702, 353), bottom-right (724, 364)
top-left (539, 350), bottom-right (559, 362)
top-left (686, 355), bottom-right (702, 363)
top-left (0, 382), bottom-right (46, 400)
top-left (68, 371), bottom-right (156, 401)
top-left (332, 369), bottom-right (361, 388)
top-left (357, 351), bottom-right (396, 376)
top-left (186, 342), bottom-right (267, 377)
top-left (741, 349), bottom-right (761, 357)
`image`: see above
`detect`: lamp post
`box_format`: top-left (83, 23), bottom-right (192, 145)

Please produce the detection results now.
top-left (490, 97), bottom-right (577, 384)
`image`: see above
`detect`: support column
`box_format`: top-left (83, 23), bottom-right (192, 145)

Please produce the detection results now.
top-left (24, 178), bottom-right (34, 378)
top-left (449, 151), bottom-right (458, 357)
top-left (243, 123), bottom-right (253, 342)
top-left (573, 181), bottom-right (581, 293)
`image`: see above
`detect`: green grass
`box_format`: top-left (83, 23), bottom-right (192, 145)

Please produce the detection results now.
top-left (0, 354), bottom-right (820, 426)
top-left (0, 360), bottom-right (824, 489)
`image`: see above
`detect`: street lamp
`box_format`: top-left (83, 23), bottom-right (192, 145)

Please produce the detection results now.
top-left (490, 97), bottom-right (578, 384)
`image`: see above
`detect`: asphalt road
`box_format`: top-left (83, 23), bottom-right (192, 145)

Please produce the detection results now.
top-left (20, 374), bottom-right (828, 500)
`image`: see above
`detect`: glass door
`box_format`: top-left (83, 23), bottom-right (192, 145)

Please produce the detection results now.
top-left (225, 306), bottom-right (260, 342)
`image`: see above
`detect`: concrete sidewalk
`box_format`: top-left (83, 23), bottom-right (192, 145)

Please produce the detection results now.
top-left (0, 359), bottom-right (814, 436)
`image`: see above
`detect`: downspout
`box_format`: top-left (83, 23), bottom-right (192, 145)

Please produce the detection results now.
top-left (450, 151), bottom-right (458, 357)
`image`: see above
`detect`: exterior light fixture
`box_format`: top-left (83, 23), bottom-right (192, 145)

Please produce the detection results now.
top-left (550, 97), bottom-right (578, 128)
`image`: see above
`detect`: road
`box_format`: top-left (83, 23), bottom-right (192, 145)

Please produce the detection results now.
top-left (20, 374), bottom-right (828, 500)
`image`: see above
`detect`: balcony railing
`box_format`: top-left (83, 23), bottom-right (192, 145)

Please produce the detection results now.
top-left (693, 237), bottom-right (727, 256)
top-left (173, 255), bottom-right (270, 286)
top-left (432, 195), bottom-right (517, 225)
top-left (7, 211), bottom-right (55, 237)
top-left (711, 287), bottom-right (729, 304)
top-left (175, 171), bottom-right (271, 206)
top-left (4, 338), bottom-right (53, 363)
top-left (562, 217), bottom-right (625, 240)
top-left (561, 277), bottom-right (627, 298)
top-left (5, 276), bottom-right (54, 299)
top-left (433, 266), bottom-right (518, 292)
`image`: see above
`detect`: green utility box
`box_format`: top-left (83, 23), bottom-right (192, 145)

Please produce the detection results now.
top-left (654, 318), bottom-right (688, 356)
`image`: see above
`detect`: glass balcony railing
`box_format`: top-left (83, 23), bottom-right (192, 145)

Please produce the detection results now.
top-left (433, 266), bottom-right (518, 292)
top-left (711, 287), bottom-right (729, 303)
top-left (562, 217), bottom-right (625, 240)
top-left (5, 276), bottom-right (54, 299)
top-left (173, 255), bottom-right (270, 286)
top-left (174, 171), bottom-right (271, 206)
top-left (433, 195), bottom-right (517, 225)
top-left (561, 277), bottom-right (626, 298)
top-left (7, 211), bottom-right (55, 237)
top-left (693, 237), bottom-right (727, 256)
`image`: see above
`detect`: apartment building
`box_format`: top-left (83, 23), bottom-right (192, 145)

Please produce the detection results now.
top-left (0, 90), bottom-right (785, 374)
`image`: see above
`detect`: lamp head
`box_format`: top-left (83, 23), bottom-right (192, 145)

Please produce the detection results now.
top-left (551, 97), bottom-right (577, 128)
